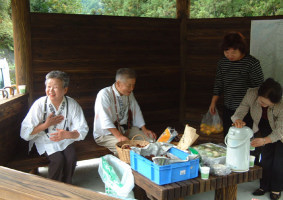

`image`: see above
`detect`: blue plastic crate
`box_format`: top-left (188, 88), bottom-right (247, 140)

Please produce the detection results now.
top-left (130, 147), bottom-right (199, 185)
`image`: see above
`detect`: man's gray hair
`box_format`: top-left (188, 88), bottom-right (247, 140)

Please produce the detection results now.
top-left (115, 68), bottom-right (136, 82)
top-left (45, 71), bottom-right (70, 88)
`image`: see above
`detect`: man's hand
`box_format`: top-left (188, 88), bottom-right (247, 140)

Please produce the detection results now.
top-left (117, 135), bottom-right (129, 142)
top-left (141, 126), bottom-right (157, 140)
top-left (108, 128), bottom-right (129, 142)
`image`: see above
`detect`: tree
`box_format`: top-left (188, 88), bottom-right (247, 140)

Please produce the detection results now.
top-left (190, 0), bottom-right (281, 18)
top-left (100, 0), bottom-right (176, 18)
top-left (30, 0), bottom-right (83, 14)
top-left (0, 0), bottom-right (13, 51)
top-left (0, 0), bottom-right (15, 83)
top-left (81, 0), bottom-right (104, 15)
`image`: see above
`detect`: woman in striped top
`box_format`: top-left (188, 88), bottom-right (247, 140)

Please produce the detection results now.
top-left (209, 32), bottom-right (264, 137)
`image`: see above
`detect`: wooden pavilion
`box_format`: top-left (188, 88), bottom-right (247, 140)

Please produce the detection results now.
top-left (0, 0), bottom-right (282, 177)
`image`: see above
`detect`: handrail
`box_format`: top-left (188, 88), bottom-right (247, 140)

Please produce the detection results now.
top-left (0, 89), bottom-right (8, 99)
top-left (4, 86), bottom-right (14, 96)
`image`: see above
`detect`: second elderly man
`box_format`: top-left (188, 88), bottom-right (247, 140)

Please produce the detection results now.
top-left (93, 68), bottom-right (156, 154)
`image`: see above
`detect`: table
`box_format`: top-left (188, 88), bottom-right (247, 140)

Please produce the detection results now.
top-left (133, 165), bottom-right (262, 200)
top-left (0, 166), bottom-right (118, 200)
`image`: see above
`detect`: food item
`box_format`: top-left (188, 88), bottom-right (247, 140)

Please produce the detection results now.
top-left (120, 144), bottom-right (146, 150)
top-left (193, 143), bottom-right (226, 158)
top-left (144, 154), bottom-right (155, 161)
top-left (157, 127), bottom-right (178, 143)
top-left (200, 123), bottom-right (223, 135)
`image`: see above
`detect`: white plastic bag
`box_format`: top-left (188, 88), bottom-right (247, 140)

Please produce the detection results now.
top-left (98, 155), bottom-right (135, 199)
top-left (200, 108), bottom-right (223, 135)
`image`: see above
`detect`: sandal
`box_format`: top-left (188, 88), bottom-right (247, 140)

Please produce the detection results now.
top-left (252, 188), bottom-right (266, 196)
top-left (270, 191), bottom-right (281, 200)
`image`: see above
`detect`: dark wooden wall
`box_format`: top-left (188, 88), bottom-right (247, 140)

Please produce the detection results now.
top-left (0, 96), bottom-right (29, 165)
top-left (30, 13), bottom-right (181, 135)
top-left (1, 13), bottom-right (281, 167)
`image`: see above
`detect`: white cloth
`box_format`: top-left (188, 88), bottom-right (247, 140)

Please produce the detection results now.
top-left (93, 83), bottom-right (145, 139)
top-left (21, 96), bottom-right (89, 156)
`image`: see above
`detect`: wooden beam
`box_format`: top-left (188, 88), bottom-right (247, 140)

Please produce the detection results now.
top-left (11, 0), bottom-right (33, 105)
top-left (0, 166), bottom-right (118, 200)
top-left (176, 0), bottom-right (190, 19)
top-left (177, 0), bottom-right (190, 123)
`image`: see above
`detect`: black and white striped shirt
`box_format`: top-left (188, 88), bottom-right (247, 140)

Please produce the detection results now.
top-left (213, 54), bottom-right (264, 110)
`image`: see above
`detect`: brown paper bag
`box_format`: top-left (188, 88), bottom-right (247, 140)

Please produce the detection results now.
top-left (177, 124), bottom-right (199, 151)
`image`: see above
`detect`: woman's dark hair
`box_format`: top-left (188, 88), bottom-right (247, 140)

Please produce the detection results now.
top-left (258, 78), bottom-right (282, 104)
top-left (220, 32), bottom-right (247, 55)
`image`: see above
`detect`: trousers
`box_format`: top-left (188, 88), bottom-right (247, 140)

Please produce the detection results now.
top-left (259, 118), bottom-right (283, 192)
top-left (45, 143), bottom-right (77, 184)
top-left (95, 126), bottom-right (151, 155)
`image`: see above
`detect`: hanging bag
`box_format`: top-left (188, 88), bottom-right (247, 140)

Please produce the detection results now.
top-left (200, 108), bottom-right (223, 135)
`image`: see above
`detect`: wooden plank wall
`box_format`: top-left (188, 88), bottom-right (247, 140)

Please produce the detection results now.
top-left (2, 16), bottom-right (281, 167)
top-left (185, 16), bottom-right (282, 127)
top-left (0, 96), bottom-right (29, 165)
top-left (30, 13), bottom-right (181, 135)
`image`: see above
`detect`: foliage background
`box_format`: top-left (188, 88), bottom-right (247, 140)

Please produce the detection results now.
top-left (0, 0), bottom-right (281, 85)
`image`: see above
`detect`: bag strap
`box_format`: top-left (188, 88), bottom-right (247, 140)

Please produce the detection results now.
top-left (111, 87), bottom-right (123, 133)
top-left (43, 96), bottom-right (69, 135)
top-left (111, 86), bottom-right (132, 133)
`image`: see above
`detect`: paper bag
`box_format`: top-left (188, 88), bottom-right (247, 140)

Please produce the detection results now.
top-left (177, 124), bottom-right (199, 151)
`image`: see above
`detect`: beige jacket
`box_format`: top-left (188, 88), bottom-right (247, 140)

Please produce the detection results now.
top-left (231, 87), bottom-right (283, 143)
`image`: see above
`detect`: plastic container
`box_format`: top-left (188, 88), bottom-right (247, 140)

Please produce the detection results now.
top-left (192, 143), bottom-right (226, 166)
top-left (225, 126), bottom-right (253, 172)
top-left (130, 147), bottom-right (199, 185)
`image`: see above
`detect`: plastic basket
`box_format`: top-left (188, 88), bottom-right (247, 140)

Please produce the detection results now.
top-left (130, 147), bottom-right (199, 185)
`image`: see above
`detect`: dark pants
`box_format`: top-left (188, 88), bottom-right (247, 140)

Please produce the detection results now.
top-left (222, 106), bottom-right (253, 138)
top-left (45, 143), bottom-right (77, 184)
top-left (258, 118), bottom-right (283, 192)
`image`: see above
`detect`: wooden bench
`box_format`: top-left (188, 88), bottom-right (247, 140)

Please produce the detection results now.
top-left (0, 166), bottom-right (118, 200)
top-left (6, 137), bottom-right (112, 172)
top-left (133, 165), bottom-right (263, 200)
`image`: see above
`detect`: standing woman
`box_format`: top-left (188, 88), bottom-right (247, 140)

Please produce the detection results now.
top-left (209, 32), bottom-right (264, 137)
top-left (232, 78), bottom-right (283, 200)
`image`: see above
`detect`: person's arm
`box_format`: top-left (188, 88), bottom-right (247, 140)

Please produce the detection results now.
top-left (49, 129), bottom-right (80, 142)
top-left (94, 89), bottom-right (127, 141)
top-left (141, 125), bottom-right (157, 140)
top-left (233, 119), bottom-right (246, 128)
top-left (249, 58), bottom-right (264, 87)
top-left (108, 128), bottom-right (129, 142)
top-left (210, 60), bottom-right (223, 115)
top-left (31, 113), bottom-right (64, 135)
top-left (231, 88), bottom-right (254, 123)
top-left (64, 98), bottom-right (89, 141)
top-left (130, 93), bottom-right (145, 128)
top-left (251, 136), bottom-right (271, 147)
top-left (209, 95), bottom-right (220, 115)
top-left (265, 103), bottom-right (283, 143)
top-left (20, 98), bottom-right (54, 141)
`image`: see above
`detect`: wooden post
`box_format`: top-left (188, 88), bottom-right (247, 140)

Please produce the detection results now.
top-left (215, 185), bottom-right (237, 200)
top-left (176, 0), bottom-right (190, 124)
top-left (11, 0), bottom-right (33, 105)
